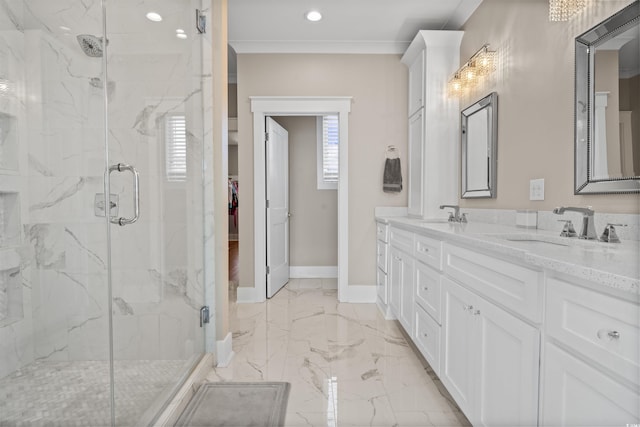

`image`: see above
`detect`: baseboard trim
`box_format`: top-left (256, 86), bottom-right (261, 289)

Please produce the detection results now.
top-left (376, 298), bottom-right (396, 320)
top-left (341, 284), bottom-right (377, 303)
top-left (290, 266), bottom-right (338, 279)
top-left (237, 281), bottom-right (374, 304)
top-left (215, 332), bottom-right (234, 368)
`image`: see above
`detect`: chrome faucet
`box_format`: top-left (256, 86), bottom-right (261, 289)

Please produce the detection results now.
top-left (552, 206), bottom-right (597, 240)
top-left (440, 205), bottom-right (467, 223)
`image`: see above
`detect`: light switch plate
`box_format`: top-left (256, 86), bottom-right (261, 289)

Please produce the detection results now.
top-left (529, 178), bottom-right (544, 201)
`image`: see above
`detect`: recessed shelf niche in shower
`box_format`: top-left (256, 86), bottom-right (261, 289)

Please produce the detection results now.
top-left (0, 192), bottom-right (22, 325)
top-left (0, 250), bottom-right (22, 326)
top-left (0, 192), bottom-right (20, 247)
top-left (0, 112), bottom-right (18, 172)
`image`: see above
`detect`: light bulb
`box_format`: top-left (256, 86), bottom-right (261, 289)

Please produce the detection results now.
top-left (306, 11), bottom-right (322, 22)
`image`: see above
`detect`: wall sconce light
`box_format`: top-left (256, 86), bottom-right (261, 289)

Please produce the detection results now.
top-left (549, 0), bottom-right (586, 21)
top-left (448, 44), bottom-right (497, 97)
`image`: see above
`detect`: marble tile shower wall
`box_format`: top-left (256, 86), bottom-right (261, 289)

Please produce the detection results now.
top-left (105, 49), bottom-right (205, 361)
top-left (0, 1), bottom-right (207, 380)
top-left (0, 2), bottom-right (32, 379)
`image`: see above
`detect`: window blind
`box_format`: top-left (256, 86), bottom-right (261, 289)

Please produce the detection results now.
top-left (322, 115), bottom-right (339, 183)
top-left (165, 114), bottom-right (187, 182)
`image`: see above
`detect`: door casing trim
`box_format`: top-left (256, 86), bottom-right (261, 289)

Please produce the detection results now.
top-left (251, 96), bottom-right (352, 301)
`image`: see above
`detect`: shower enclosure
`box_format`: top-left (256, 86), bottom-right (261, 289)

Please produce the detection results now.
top-left (0, 0), bottom-right (213, 425)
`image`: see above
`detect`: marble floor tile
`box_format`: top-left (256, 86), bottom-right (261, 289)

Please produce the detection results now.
top-left (205, 280), bottom-right (471, 427)
top-left (394, 410), bottom-right (469, 427)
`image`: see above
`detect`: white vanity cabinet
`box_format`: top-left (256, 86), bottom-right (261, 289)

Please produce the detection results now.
top-left (388, 226), bottom-right (415, 335)
top-left (387, 225), bottom-right (444, 369)
top-left (542, 343), bottom-right (639, 426)
top-left (407, 49), bottom-right (425, 117)
top-left (441, 276), bottom-right (540, 427)
top-left (541, 276), bottom-right (640, 426)
top-left (375, 217), bottom-right (639, 427)
top-left (413, 233), bottom-right (443, 374)
top-left (375, 220), bottom-right (392, 318)
top-left (389, 245), bottom-right (414, 335)
top-left (441, 243), bottom-right (542, 426)
top-left (401, 31), bottom-right (463, 219)
top-left (440, 277), bottom-right (476, 415)
top-left (407, 110), bottom-right (424, 217)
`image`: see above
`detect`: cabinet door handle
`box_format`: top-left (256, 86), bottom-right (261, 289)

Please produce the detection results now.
top-left (418, 246), bottom-right (429, 253)
top-left (463, 304), bottom-right (473, 311)
top-left (598, 329), bottom-right (622, 340)
top-left (422, 286), bottom-right (428, 291)
top-left (422, 332), bottom-right (428, 338)
top-left (473, 310), bottom-right (481, 316)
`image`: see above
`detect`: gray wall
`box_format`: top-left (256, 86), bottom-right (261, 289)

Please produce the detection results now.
top-left (459, 0), bottom-right (638, 213)
top-left (237, 54), bottom-right (408, 288)
top-left (274, 116), bottom-right (338, 267)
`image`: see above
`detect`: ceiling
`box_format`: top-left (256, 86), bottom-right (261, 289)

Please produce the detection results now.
top-left (228, 0), bottom-right (483, 76)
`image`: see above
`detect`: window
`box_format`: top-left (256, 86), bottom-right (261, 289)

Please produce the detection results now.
top-left (165, 113), bottom-right (187, 182)
top-left (317, 115), bottom-right (339, 190)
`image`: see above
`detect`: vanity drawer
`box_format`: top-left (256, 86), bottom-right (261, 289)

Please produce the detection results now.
top-left (443, 243), bottom-right (543, 323)
top-left (414, 302), bottom-right (441, 375)
top-left (376, 240), bottom-right (388, 272)
top-left (389, 226), bottom-right (413, 255)
top-left (376, 221), bottom-right (389, 243)
top-left (546, 277), bottom-right (640, 386)
top-left (414, 261), bottom-right (441, 324)
top-left (414, 233), bottom-right (442, 271)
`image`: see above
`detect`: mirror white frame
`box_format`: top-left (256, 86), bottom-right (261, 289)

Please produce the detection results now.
top-left (461, 92), bottom-right (498, 198)
top-left (575, 1), bottom-right (640, 194)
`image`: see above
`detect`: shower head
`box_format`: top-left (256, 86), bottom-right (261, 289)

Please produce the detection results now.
top-left (76, 34), bottom-right (106, 57)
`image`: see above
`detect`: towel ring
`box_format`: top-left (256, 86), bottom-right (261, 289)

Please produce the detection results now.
top-left (385, 145), bottom-right (400, 159)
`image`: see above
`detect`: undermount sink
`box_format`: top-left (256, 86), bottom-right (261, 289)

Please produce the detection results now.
top-left (487, 233), bottom-right (620, 254)
top-left (498, 234), bottom-right (570, 247)
top-left (420, 218), bottom-right (450, 224)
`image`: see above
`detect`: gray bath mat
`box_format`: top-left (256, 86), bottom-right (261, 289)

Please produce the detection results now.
top-left (175, 382), bottom-right (290, 427)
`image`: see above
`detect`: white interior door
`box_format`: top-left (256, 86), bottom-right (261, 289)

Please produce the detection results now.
top-left (266, 117), bottom-right (290, 297)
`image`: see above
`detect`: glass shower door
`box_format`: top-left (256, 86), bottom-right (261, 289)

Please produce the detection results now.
top-left (0, 0), bottom-right (113, 425)
top-left (103, 0), bottom-right (207, 424)
top-left (0, 1), bottom-right (209, 425)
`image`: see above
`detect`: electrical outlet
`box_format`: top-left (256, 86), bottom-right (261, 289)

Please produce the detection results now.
top-left (529, 178), bottom-right (545, 201)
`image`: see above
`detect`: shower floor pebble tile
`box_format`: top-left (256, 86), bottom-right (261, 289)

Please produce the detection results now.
top-left (0, 360), bottom-right (186, 426)
top-left (207, 278), bottom-right (471, 427)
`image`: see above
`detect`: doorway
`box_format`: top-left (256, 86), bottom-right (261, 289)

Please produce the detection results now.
top-left (250, 97), bottom-right (351, 301)
top-left (272, 116), bottom-right (339, 286)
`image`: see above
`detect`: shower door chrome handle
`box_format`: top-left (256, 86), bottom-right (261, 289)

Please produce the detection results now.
top-left (108, 163), bottom-right (140, 226)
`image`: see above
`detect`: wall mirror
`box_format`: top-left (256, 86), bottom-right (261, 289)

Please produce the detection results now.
top-left (575, 1), bottom-right (640, 194)
top-left (461, 92), bottom-right (498, 198)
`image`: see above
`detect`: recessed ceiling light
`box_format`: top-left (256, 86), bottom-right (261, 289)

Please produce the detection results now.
top-left (305, 10), bottom-right (322, 22)
top-left (176, 33), bottom-right (187, 40)
top-left (59, 26), bottom-right (71, 32)
top-left (146, 12), bottom-right (163, 22)
top-left (176, 29), bottom-right (185, 34)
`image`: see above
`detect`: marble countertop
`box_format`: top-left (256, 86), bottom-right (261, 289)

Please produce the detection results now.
top-left (377, 216), bottom-right (640, 300)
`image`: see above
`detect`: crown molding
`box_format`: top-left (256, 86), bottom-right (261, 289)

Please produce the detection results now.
top-left (229, 40), bottom-right (410, 54)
